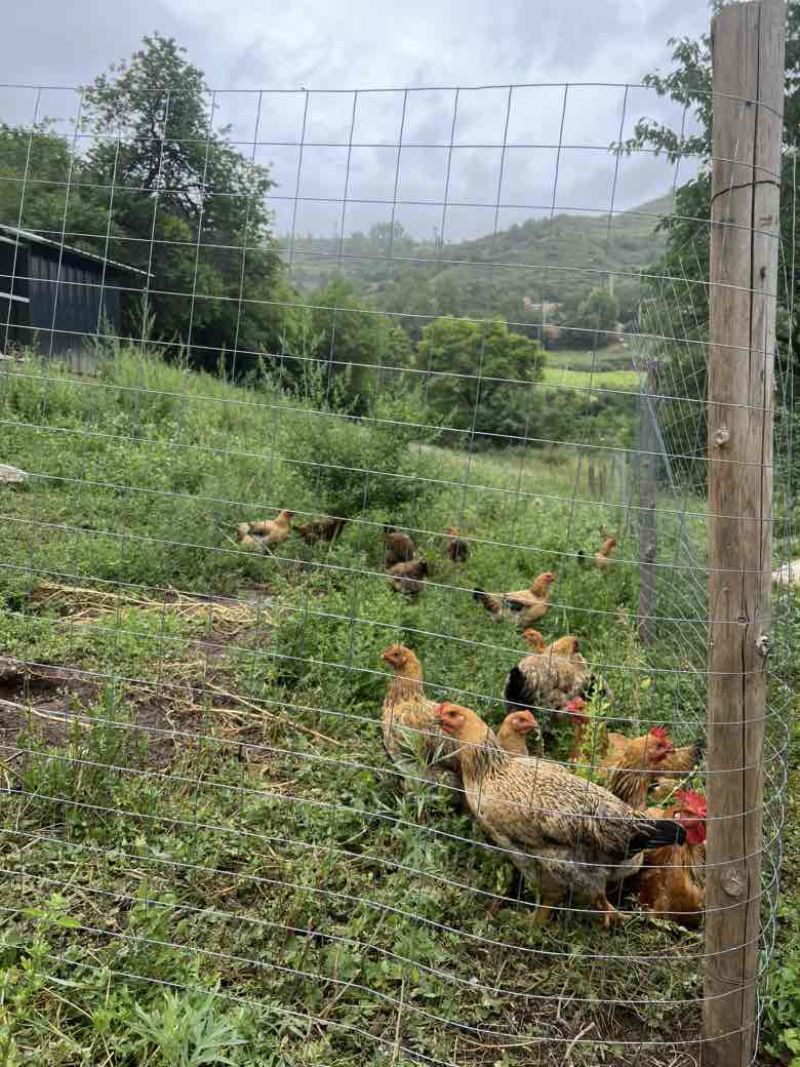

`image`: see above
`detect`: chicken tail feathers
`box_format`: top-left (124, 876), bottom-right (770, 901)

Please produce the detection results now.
top-left (504, 665), bottom-right (532, 712)
top-left (579, 673), bottom-right (611, 704)
top-left (473, 588), bottom-right (501, 615)
top-left (628, 818), bottom-right (686, 854)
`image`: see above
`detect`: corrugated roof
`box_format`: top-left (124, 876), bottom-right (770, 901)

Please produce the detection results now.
top-left (0, 224), bottom-right (150, 277)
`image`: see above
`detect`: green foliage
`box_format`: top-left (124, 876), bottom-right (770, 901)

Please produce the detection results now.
top-left (617, 10), bottom-right (800, 486)
top-left (80, 34), bottom-right (284, 372)
top-left (567, 285), bottom-right (621, 348)
top-left (129, 989), bottom-right (246, 1066)
top-left (301, 279), bottom-right (400, 409)
top-left (292, 210), bottom-right (667, 336)
top-left (414, 316), bottom-right (543, 440)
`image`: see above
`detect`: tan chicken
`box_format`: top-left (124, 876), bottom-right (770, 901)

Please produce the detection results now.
top-left (380, 645), bottom-right (460, 793)
top-left (599, 726), bottom-right (676, 809)
top-left (384, 526), bottom-right (416, 567)
top-left (496, 710), bottom-right (544, 757)
top-left (522, 628), bottom-right (582, 658)
top-left (473, 571), bottom-right (555, 628)
top-left (296, 517), bottom-right (346, 544)
top-left (435, 702), bottom-right (685, 926)
top-left (594, 536), bottom-right (617, 572)
top-left (503, 645), bottom-right (607, 739)
top-left (637, 789), bottom-right (706, 926)
top-left (387, 558), bottom-right (428, 596)
top-left (236, 509), bottom-right (293, 551)
top-left (445, 527), bottom-right (470, 563)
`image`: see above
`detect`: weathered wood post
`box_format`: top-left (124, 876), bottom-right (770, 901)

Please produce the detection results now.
top-left (704, 2), bottom-right (785, 1065)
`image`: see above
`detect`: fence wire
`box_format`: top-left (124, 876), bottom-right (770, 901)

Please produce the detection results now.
top-left (0, 70), bottom-right (794, 1067)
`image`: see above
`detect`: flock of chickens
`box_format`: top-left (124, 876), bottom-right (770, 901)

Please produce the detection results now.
top-left (236, 510), bottom-right (707, 929)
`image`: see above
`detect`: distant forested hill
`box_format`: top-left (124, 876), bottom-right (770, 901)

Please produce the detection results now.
top-left (285, 195), bottom-right (671, 336)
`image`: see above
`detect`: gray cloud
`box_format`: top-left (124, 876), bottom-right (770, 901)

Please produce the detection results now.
top-left (1, 0), bottom-right (709, 240)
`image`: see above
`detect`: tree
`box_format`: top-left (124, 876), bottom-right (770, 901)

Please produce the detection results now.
top-left (414, 316), bottom-right (544, 442)
top-left (80, 34), bottom-right (284, 373)
top-left (568, 286), bottom-right (620, 349)
top-left (0, 123), bottom-right (109, 241)
top-left (617, 7), bottom-right (800, 482)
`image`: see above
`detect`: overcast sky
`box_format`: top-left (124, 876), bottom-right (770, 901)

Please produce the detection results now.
top-left (1, 0), bottom-right (709, 241)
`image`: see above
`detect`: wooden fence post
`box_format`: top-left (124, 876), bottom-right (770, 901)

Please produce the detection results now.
top-left (704, 2), bottom-right (785, 1065)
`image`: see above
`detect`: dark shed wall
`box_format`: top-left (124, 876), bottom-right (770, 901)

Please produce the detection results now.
top-left (28, 250), bottom-right (124, 355)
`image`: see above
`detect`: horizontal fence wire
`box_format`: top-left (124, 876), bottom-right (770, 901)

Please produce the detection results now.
top-left (0, 66), bottom-right (794, 1067)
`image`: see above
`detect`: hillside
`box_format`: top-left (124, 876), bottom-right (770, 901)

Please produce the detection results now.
top-left (287, 195), bottom-right (672, 333)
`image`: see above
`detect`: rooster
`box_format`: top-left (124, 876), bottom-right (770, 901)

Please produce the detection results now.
top-left (384, 526), bottom-right (416, 567)
top-left (496, 710), bottom-right (544, 757)
top-left (297, 517), bottom-right (346, 544)
top-left (473, 571), bottom-right (555, 628)
top-left (522, 628), bottom-right (582, 659)
top-left (388, 557), bottom-right (428, 597)
top-left (445, 527), bottom-right (470, 563)
top-left (236, 509), bottom-right (293, 552)
top-left (637, 789), bottom-right (706, 926)
top-left (599, 726), bottom-right (676, 809)
top-left (380, 645), bottom-right (460, 793)
top-left (435, 702), bottom-right (685, 926)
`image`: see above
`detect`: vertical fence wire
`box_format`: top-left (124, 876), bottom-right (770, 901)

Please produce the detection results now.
top-left (0, 71), bottom-right (794, 1066)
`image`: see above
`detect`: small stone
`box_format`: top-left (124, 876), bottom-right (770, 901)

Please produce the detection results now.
top-left (0, 465), bottom-right (27, 485)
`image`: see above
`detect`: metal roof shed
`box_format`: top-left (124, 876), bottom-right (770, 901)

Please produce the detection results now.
top-left (0, 225), bottom-right (148, 358)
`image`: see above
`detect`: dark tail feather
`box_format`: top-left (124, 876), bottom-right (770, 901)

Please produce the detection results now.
top-left (579, 673), bottom-right (611, 703)
top-left (691, 738), bottom-right (706, 764)
top-left (473, 588), bottom-right (500, 615)
top-left (504, 665), bottom-right (531, 712)
top-left (628, 818), bottom-right (686, 854)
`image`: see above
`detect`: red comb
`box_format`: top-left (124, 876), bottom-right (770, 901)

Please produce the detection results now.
top-left (676, 789), bottom-right (707, 816)
top-left (648, 726), bottom-right (670, 743)
top-left (565, 696), bottom-right (586, 711)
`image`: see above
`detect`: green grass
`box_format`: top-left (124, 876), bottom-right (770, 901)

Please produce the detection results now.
top-left (0, 348), bottom-right (793, 1065)
top-left (540, 365), bottom-right (640, 392)
top-left (542, 349), bottom-right (636, 373)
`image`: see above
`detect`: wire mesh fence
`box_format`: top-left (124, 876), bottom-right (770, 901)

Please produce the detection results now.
top-left (0, 18), bottom-right (794, 1064)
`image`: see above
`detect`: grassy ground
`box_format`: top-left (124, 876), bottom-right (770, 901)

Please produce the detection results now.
top-left (0, 350), bottom-right (794, 1065)
top-left (540, 366), bottom-right (640, 392)
top-left (542, 349), bottom-right (636, 374)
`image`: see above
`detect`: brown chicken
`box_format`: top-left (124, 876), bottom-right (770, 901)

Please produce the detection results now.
top-left (380, 645), bottom-right (459, 793)
top-left (236, 509), bottom-right (293, 551)
top-left (655, 738), bottom-right (705, 778)
top-left (600, 726), bottom-right (676, 809)
top-left (496, 710), bottom-right (544, 757)
top-left (296, 517), bottom-right (346, 544)
top-left (388, 558), bottom-right (428, 596)
top-left (435, 701), bottom-right (685, 926)
top-left (649, 739), bottom-right (705, 802)
top-left (473, 571), bottom-right (555, 628)
top-left (384, 526), bottom-right (416, 567)
top-left (594, 536), bottom-right (617, 572)
top-left (637, 789), bottom-right (706, 926)
top-left (522, 628), bottom-right (581, 658)
top-left (445, 527), bottom-right (470, 563)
